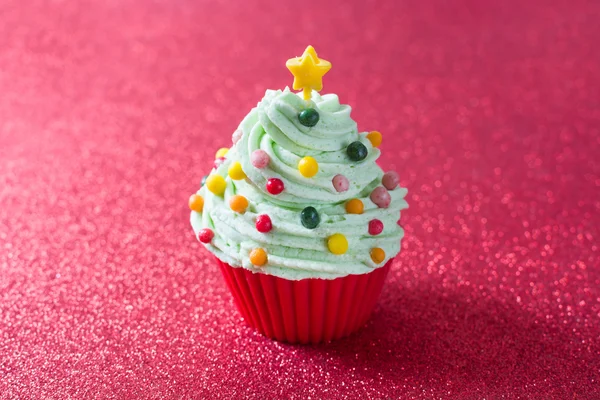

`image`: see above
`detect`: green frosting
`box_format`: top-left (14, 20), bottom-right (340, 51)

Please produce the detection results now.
top-left (190, 88), bottom-right (408, 280)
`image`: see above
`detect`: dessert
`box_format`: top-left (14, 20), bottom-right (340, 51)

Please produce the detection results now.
top-left (189, 46), bottom-right (408, 343)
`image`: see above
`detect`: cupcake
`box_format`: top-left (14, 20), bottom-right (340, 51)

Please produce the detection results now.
top-left (189, 46), bottom-right (408, 344)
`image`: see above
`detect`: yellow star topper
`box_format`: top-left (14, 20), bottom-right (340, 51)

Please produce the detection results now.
top-left (286, 45), bottom-right (332, 101)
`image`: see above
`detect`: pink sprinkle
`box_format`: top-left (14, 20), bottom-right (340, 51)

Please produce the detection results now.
top-left (231, 129), bottom-right (243, 144)
top-left (214, 157), bottom-right (226, 168)
top-left (251, 150), bottom-right (270, 169)
top-left (382, 171), bottom-right (399, 190)
top-left (370, 186), bottom-right (391, 208)
top-left (332, 174), bottom-right (349, 193)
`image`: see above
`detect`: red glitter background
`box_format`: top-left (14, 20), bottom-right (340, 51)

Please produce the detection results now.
top-left (1, 0), bottom-right (599, 398)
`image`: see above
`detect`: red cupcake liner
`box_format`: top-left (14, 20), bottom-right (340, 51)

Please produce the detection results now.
top-left (216, 258), bottom-right (392, 344)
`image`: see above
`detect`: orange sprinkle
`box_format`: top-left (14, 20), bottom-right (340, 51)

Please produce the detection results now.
top-left (249, 248), bottom-right (267, 266)
top-left (366, 131), bottom-right (382, 147)
top-left (229, 195), bottom-right (249, 213)
top-left (188, 194), bottom-right (204, 212)
top-left (345, 198), bottom-right (364, 214)
top-left (370, 247), bottom-right (386, 264)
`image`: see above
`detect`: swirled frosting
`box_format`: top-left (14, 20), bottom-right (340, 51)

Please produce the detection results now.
top-left (190, 88), bottom-right (408, 280)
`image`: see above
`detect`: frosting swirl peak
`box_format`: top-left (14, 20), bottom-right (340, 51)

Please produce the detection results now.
top-left (190, 89), bottom-right (408, 280)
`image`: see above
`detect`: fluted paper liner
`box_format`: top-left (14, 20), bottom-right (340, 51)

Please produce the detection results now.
top-left (217, 258), bottom-right (392, 344)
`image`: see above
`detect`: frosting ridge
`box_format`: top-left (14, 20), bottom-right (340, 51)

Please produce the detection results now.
top-left (190, 88), bottom-right (408, 280)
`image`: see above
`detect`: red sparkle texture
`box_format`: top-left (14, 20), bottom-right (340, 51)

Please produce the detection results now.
top-left (1, 0), bottom-right (599, 399)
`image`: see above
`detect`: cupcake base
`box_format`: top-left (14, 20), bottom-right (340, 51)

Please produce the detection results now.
top-left (216, 258), bottom-right (392, 344)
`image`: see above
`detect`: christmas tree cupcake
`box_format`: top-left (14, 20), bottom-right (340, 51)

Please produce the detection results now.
top-left (189, 46), bottom-right (408, 344)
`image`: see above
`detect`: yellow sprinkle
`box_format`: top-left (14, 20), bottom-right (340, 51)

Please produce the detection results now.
top-left (327, 233), bottom-right (348, 255)
top-left (206, 174), bottom-right (226, 196)
top-left (215, 147), bottom-right (229, 159)
top-left (298, 156), bottom-right (318, 178)
top-left (228, 161), bottom-right (246, 180)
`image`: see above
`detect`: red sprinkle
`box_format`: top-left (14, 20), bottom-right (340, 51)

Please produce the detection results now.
top-left (255, 214), bottom-right (273, 233)
top-left (368, 219), bottom-right (384, 235)
top-left (198, 228), bottom-right (214, 243)
top-left (266, 178), bottom-right (284, 195)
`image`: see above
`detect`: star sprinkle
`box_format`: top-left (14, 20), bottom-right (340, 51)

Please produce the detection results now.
top-left (286, 45), bottom-right (331, 100)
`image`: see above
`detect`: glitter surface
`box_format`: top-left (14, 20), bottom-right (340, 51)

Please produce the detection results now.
top-left (1, 0), bottom-right (599, 398)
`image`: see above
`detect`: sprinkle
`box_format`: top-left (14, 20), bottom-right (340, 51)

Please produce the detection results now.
top-left (298, 108), bottom-right (320, 127)
top-left (188, 194), bottom-right (204, 212)
top-left (332, 174), bottom-right (349, 192)
top-left (206, 175), bottom-right (226, 196)
top-left (382, 171), bottom-right (399, 190)
top-left (298, 156), bottom-right (318, 178)
top-left (286, 46), bottom-right (331, 100)
top-left (228, 161), bottom-right (246, 180)
top-left (215, 147), bottom-right (229, 159)
top-left (214, 157), bottom-right (226, 169)
top-left (300, 206), bottom-right (320, 229)
top-left (198, 228), bottom-right (214, 244)
top-left (266, 178), bottom-right (284, 195)
top-left (368, 219), bottom-right (384, 235)
top-left (255, 214), bottom-right (273, 233)
top-left (231, 129), bottom-right (243, 144)
top-left (366, 131), bottom-right (382, 147)
top-left (345, 198), bottom-right (364, 214)
top-left (370, 186), bottom-right (391, 208)
top-left (370, 247), bottom-right (385, 264)
top-left (327, 233), bottom-right (348, 255)
top-left (347, 141), bottom-right (368, 162)
top-left (229, 195), bottom-right (249, 213)
top-left (251, 150), bottom-right (270, 169)
top-left (249, 248), bottom-right (268, 266)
